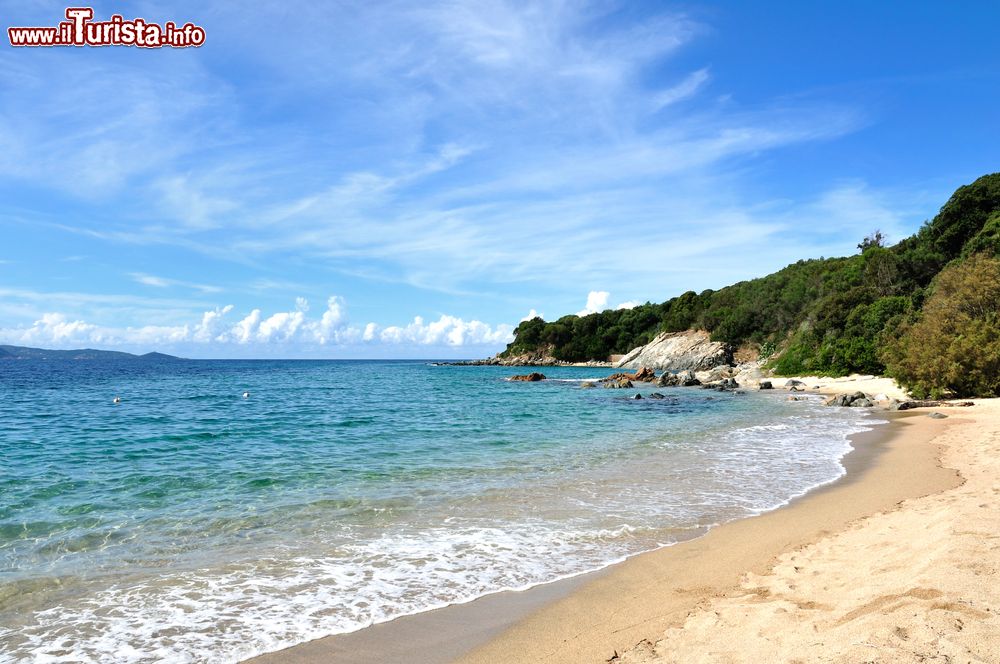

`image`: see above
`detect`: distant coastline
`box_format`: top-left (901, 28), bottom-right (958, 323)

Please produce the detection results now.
top-left (0, 344), bottom-right (182, 361)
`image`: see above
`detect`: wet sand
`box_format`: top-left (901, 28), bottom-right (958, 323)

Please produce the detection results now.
top-left (247, 398), bottom-right (962, 664)
top-left (454, 409), bottom-right (961, 664)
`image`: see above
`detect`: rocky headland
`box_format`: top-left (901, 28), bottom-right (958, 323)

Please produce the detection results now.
top-left (613, 330), bottom-right (732, 372)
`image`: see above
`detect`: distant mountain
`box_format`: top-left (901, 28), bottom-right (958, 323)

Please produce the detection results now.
top-left (0, 345), bottom-right (183, 361)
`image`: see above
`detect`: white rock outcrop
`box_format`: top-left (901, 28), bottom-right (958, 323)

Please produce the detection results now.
top-left (614, 330), bottom-right (732, 372)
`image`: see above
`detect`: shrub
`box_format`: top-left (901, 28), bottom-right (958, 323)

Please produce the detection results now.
top-left (886, 254), bottom-right (1000, 398)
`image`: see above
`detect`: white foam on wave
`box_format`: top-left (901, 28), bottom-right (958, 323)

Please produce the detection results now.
top-left (1, 401), bottom-right (886, 664)
top-left (3, 524), bottom-right (660, 663)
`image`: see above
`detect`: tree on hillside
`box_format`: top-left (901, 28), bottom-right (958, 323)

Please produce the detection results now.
top-left (886, 254), bottom-right (1000, 398)
top-left (858, 230), bottom-right (885, 252)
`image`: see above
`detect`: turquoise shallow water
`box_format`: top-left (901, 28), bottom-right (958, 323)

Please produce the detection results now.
top-left (0, 360), bottom-right (881, 662)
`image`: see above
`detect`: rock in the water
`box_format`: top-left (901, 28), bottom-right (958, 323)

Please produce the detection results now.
top-left (787, 396), bottom-right (803, 401)
top-left (656, 372), bottom-right (679, 387)
top-left (510, 372), bottom-right (546, 382)
top-left (759, 381), bottom-right (773, 390)
top-left (703, 365), bottom-right (737, 383)
top-left (580, 381), bottom-right (596, 389)
top-left (633, 367), bottom-right (656, 382)
top-left (631, 393), bottom-right (643, 400)
top-left (682, 378), bottom-right (702, 387)
top-left (928, 412), bottom-right (948, 419)
top-left (825, 394), bottom-right (856, 407)
top-left (850, 397), bottom-right (875, 408)
top-left (603, 378), bottom-right (634, 389)
top-left (614, 330), bottom-right (733, 372)
top-left (648, 392), bottom-right (666, 400)
top-left (704, 377), bottom-right (739, 391)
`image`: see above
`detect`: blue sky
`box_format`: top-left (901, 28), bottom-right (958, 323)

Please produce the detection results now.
top-left (0, 1), bottom-right (997, 358)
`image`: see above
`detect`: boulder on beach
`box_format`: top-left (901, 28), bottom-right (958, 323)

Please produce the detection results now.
top-left (735, 366), bottom-right (765, 386)
top-left (759, 381), bottom-right (773, 390)
top-left (825, 392), bottom-right (876, 408)
top-left (896, 399), bottom-right (974, 410)
top-left (785, 379), bottom-right (806, 389)
top-left (510, 372), bottom-right (546, 382)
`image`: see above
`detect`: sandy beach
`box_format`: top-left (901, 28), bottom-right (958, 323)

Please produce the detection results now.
top-left (245, 376), bottom-right (999, 664)
top-left (455, 395), bottom-right (999, 664)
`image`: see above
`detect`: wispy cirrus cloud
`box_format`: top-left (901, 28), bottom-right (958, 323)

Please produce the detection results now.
top-left (129, 273), bottom-right (223, 294)
top-left (0, 0), bottom-right (940, 357)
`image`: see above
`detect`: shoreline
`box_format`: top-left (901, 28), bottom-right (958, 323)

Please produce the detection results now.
top-left (455, 408), bottom-right (963, 664)
top-left (245, 401), bottom-right (931, 664)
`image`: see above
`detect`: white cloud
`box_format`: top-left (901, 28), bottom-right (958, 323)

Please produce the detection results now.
top-left (193, 305), bottom-right (234, 342)
top-left (577, 291), bottom-right (610, 316)
top-left (520, 308), bottom-right (543, 322)
top-left (230, 309), bottom-right (261, 344)
top-left (0, 1), bottom-right (922, 351)
top-left (0, 296), bottom-right (513, 352)
top-left (378, 315), bottom-right (513, 347)
top-left (653, 68), bottom-right (710, 110)
top-left (130, 273), bottom-right (171, 288)
top-left (616, 300), bottom-right (640, 310)
top-left (0, 1), bottom-right (871, 303)
top-left (130, 273), bottom-right (222, 294)
top-left (15, 313), bottom-right (99, 345)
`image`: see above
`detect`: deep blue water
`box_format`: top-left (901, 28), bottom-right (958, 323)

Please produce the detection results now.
top-left (0, 360), bottom-right (879, 663)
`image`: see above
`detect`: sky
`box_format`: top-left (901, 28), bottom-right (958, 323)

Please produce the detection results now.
top-left (0, 1), bottom-right (998, 358)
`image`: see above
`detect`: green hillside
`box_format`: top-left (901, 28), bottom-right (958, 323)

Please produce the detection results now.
top-left (501, 173), bottom-right (1000, 397)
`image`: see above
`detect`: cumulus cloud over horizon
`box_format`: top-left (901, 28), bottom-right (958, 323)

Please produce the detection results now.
top-left (0, 297), bottom-right (514, 353)
top-left (576, 291), bottom-right (639, 317)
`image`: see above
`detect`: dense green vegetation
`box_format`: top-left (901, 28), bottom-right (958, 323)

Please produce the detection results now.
top-left (502, 173), bottom-right (1000, 396)
top-left (885, 254), bottom-right (1000, 398)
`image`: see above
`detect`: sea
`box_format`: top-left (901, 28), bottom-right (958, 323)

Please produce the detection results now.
top-left (0, 359), bottom-right (883, 663)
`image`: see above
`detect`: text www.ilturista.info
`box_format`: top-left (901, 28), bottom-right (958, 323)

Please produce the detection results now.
top-left (8, 7), bottom-right (205, 48)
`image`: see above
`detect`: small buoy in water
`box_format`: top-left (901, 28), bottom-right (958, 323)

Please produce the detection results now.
top-left (113, 396), bottom-right (121, 404)
top-left (242, 391), bottom-right (250, 399)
